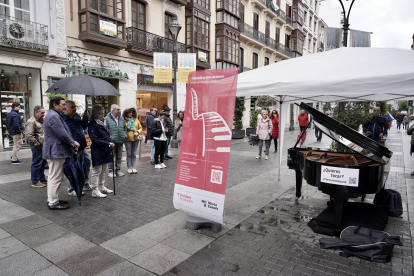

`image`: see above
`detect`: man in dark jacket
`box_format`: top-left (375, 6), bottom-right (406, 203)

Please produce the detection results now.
top-left (105, 104), bottom-right (127, 177)
top-left (163, 106), bottom-right (174, 159)
top-left (363, 106), bottom-right (388, 143)
top-left (145, 107), bottom-right (157, 164)
top-left (64, 100), bottom-right (91, 196)
top-left (6, 102), bottom-right (24, 164)
top-left (395, 112), bottom-right (403, 131)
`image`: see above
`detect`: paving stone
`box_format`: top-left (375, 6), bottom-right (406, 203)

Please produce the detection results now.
top-left (0, 249), bottom-right (51, 275)
top-left (161, 229), bottom-right (215, 254)
top-left (31, 265), bottom-right (70, 276)
top-left (0, 227), bottom-right (11, 239)
top-left (0, 236), bottom-right (29, 258)
top-left (0, 214), bottom-right (52, 235)
top-left (14, 224), bottom-right (70, 248)
top-left (0, 202), bottom-right (34, 224)
top-left (97, 261), bottom-right (156, 276)
top-left (100, 232), bottom-right (158, 259)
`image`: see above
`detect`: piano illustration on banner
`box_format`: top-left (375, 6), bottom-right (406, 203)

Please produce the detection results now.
top-left (190, 88), bottom-right (232, 157)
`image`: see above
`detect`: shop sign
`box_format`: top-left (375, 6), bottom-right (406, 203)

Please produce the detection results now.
top-left (320, 165), bottom-right (359, 187)
top-left (100, 20), bottom-right (117, 38)
top-left (178, 53), bottom-right (196, 84)
top-left (66, 62), bottom-right (129, 79)
top-left (153, 53), bottom-right (172, 84)
top-left (198, 51), bottom-right (207, 62)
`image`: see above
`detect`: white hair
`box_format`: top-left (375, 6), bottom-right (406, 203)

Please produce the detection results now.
top-left (111, 104), bottom-right (119, 111)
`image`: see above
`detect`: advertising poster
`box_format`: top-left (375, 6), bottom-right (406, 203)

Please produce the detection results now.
top-left (177, 53), bottom-right (196, 84)
top-left (324, 27), bottom-right (342, 51)
top-left (349, 29), bottom-right (371, 48)
top-left (100, 20), bottom-right (117, 38)
top-left (153, 53), bottom-right (172, 83)
top-left (173, 68), bottom-right (239, 224)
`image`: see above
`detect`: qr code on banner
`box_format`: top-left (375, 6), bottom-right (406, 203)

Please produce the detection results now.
top-left (211, 169), bottom-right (223, 184)
top-left (349, 177), bottom-right (357, 185)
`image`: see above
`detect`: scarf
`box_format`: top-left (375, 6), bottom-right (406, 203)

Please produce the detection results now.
top-left (126, 117), bottom-right (135, 131)
top-left (36, 116), bottom-right (44, 123)
top-left (95, 118), bottom-right (106, 128)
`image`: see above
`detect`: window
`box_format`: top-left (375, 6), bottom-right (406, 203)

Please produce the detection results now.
top-left (304, 11), bottom-right (307, 25)
top-left (194, 0), bottom-right (210, 10)
top-left (239, 3), bottom-right (244, 22)
top-left (264, 57), bottom-right (269, 66)
top-left (275, 27), bottom-right (280, 44)
top-left (165, 13), bottom-right (174, 39)
top-left (240, 47), bottom-right (244, 67)
top-left (309, 16), bottom-right (312, 27)
top-left (314, 21), bottom-right (316, 32)
top-left (308, 39), bottom-right (311, 50)
top-left (131, 0), bottom-right (145, 30)
top-left (252, 53), bottom-right (258, 69)
top-left (292, 38), bottom-right (296, 51)
top-left (315, 0), bottom-right (317, 10)
top-left (89, 0), bottom-right (122, 19)
top-left (217, 0), bottom-right (238, 16)
top-left (216, 11), bottom-right (238, 29)
top-left (216, 29), bottom-right (239, 66)
top-left (0, 0), bottom-right (30, 20)
top-left (193, 17), bottom-right (209, 48)
top-left (265, 20), bottom-right (270, 38)
top-left (186, 7), bottom-right (210, 64)
top-left (313, 42), bottom-right (316, 53)
top-left (253, 13), bottom-right (259, 30)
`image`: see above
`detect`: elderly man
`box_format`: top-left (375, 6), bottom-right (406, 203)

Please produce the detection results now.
top-left (43, 97), bottom-right (80, 210)
top-left (363, 106), bottom-right (388, 143)
top-left (63, 101), bottom-right (91, 195)
top-left (6, 102), bottom-right (24, 164)
top-left (145, 107), bottom-right (157, 164)
top-left (26, 106), bottom-right (47, 188)
top-left (105, 104), bottom-right (127, 177)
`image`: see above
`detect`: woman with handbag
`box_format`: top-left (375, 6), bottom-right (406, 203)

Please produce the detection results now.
top-left (174, 111), bottom-right (184, 150)
top-left (256, 110), bottom-right (273, 160)
top-left (270, 110), bottom-right (279, 153)
top-left (123, 107), bottom-right (142, 174)
top-left (151, 111), bottom-right (168, 169)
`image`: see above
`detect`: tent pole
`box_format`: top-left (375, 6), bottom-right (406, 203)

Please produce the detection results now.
top-left (278, 96), bottom-right (282, 181)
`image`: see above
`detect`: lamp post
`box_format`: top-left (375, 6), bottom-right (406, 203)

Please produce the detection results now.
top-left (338, 0), bottom-right (356, 47)
top-left (168, 17), bottom-right (182, 126)
top-left (289, 104), bottom-right (295, 131)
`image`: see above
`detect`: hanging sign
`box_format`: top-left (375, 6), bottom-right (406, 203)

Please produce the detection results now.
top-left (173, 68), bottom-right (239, 224)
top-left (177, 53), bottom-right (196, 84)
top-left (198, 51), bottom-right (207, 62)
top-left (100, 20), bottom-right (117, 38)
top-left (66, 61), bottom-right (129, 79)
top-left (153, 53), bottom-right (172, 83)
top-left (320, 165), bottom-right (360, 187)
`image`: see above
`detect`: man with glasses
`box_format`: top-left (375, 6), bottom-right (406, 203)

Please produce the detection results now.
top-left (363, 106), bottom-right (388, 144)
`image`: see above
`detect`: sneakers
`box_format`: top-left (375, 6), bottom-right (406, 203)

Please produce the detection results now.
top-left (83, 184), bottom-right (92, 191)
top-left (11, 159), bottom-right (24, 165)
top-left (108, 172), bottom-right (116, 178)
top-left (100, 187), bottom-right (113, 194)
top-left (116, 171), bottom-right (125, 177)
top-left (68, 190), bottom-right (85, 197)
top-left (154, 164), bottom-right (162, 169)
top-left (160, 163), bottom-right (167, 168)
top-left (31, 182), bottom-right (46, 188)
top-left (128, 168), bottom-right (133, 174)
top-left (132, 168), bottom-right (137, 173)
top-left (92, 189), bottom-right (107, 198)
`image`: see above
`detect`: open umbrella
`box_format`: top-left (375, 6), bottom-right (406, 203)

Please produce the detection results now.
top-left (63, 153), bottom-right (87, 206)
top-left (46, 75), bottom-right (121, 96)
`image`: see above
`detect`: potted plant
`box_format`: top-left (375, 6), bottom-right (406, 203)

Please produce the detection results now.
top-left (246, 109), bottom-right (262, 136)
top-left (232, 97), bottom-right (246, 139)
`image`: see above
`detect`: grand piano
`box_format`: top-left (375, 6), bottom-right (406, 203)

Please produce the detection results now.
top-left (288, 103), bottom-right (393, 235)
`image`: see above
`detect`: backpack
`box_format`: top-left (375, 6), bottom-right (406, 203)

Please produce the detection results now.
top-left (319, 226), bottom-right (403, 263)
top-left (373, 188), bottom-right (403, 217)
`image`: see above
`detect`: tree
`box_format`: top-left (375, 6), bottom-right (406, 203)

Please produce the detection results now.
top-left (256, 96), bottom-right (276, 111)
top-left (376, 101), bottom-right (389, 114)
top-left (233, 97), bottom-right (246, 131)
top-left (333, 101), bottom-right (375, 131)
top-left (323, 102), bottom-right (332, 113)
top-left (250, 109), bottom-right (262, 129)
top-left (397, 100), bottom-right (408, 112)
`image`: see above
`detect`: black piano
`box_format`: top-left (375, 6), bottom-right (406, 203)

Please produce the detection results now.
top-left (288, 103), bottom-right (392, 235)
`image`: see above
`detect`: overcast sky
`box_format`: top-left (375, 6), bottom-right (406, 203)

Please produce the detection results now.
top-left (319, 0), bottom-right (414, 49)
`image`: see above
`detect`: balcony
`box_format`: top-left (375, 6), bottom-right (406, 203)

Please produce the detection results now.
top-left (0, 15), bottom-right (48, 54)
top-left (277, 42), bottom-right (294, 58)
top-left (239, 22), bottom-right (266, 45)
top-left (126, 27), bottom-right (186, 57)
top-left (169, 0), bottom-right (187, 5)
top-left (276, 9), bottom-right (286, 24)
top-left (137, 74), bottom-right (173, 93)
top-left (252, 0), bottom-right (267, 10)
top-left (285, 16), bottom-right (294, 31)
top-left (238, 67), bottom-right (252, 73)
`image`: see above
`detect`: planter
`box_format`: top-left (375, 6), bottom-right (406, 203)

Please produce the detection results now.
top-left (245, 128), bottom-right (256, 136)
top-left (232, 129), bottom-right (245, 139)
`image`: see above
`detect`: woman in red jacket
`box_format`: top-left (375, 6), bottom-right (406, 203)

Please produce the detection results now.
top-left (270, 110), bottom-right (279, 153)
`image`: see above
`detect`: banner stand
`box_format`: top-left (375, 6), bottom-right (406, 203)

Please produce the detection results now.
top-left (185, 215), bottom-right (222, 233)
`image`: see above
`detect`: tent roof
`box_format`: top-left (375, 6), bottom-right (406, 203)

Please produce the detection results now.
top-left (237, 47), bottom-right (414, 103)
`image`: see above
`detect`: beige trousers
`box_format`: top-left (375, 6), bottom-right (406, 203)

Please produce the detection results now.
top-left (11, 134), bottom-right (23, 161)
top-left (47, 158), bottom-right (65, 206)
top-left (90, 163), bottom-right (108, 190)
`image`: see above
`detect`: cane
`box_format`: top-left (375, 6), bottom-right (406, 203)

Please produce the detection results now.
top-left (112, 148), bottom-right (116, 195)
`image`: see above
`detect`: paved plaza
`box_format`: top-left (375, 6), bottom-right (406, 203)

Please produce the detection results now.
top-left (0, 125), bottom-right (413, 275)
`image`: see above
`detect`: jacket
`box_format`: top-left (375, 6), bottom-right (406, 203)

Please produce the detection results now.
top-left (5, 109), bottom-right (22, 135)
top-left (363, 115), bottom-right (388, 140)
top-left (105, 112), bottom-right (127, 144)
top-left (124, 117), bottom-right (142, 141)
top-left (63, 113), bottom-right (88, 151)
top-left (386, 114), bottom-right (392, 122)
top-left (174, 119), bottom-right (183, 141)
top-left (43, 109), bottom-right (75, 160)
top-left (298, 113), bottom-right (308, 127)
top-left (163, 114), bottom-right (174, 137)
top-left (88, 119), bottom-right (113, 167)
top-left (403, 115), bottom-right (411, 123)
top-left (151, 119), bottom-right (167, 141)
top-left (256, 118), bottom-right (273, 140)
top-left (395, 114), bottom-right (404, 122)
top-left (408, 125), bottom-right (414, 156)
top-left (270, 116), bottom-right (279, 139)
top-left (145, 113), bottom-right (155, 140)
top-left (26, 116), bottom-right (44, 148)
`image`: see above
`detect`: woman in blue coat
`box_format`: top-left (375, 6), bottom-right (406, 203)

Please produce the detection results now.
top-left (88, 105), bottom-right (115, 198)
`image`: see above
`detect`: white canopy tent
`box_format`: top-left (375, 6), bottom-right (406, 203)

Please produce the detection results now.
top-left (236, 47), bottom-right (414, 180)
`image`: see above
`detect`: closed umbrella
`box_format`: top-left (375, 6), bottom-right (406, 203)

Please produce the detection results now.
top-left (63, 153), bottom-right (87, 206)
top-left (46, 75), bottom-right (121, 96)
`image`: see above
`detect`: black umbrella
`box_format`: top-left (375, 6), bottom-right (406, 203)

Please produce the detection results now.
top-left (63, 153), bottom-right (87, 206)
top-left (46, 75), bottom-right (121, 96)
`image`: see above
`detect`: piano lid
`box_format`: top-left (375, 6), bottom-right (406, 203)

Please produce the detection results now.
top-left (297, 102), bottom-right (393, 164)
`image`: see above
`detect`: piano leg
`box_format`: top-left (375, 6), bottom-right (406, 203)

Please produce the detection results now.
top-left (331, 193), bottom-right (348, 235)
top-left (295, 170), bottom-right (302, 199)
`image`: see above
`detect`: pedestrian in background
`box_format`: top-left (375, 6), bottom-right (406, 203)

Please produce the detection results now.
top-left (6, 102), bottom-right (24, 164)
top-left (26, 105), bottom-right (47, 188)
top-left (269, 110), bottom-right (279, 153)
top-left (43, 97), bottom-right (79, 210)
top-left (175, 111), bottom-right (184, 150)
top-left (396, 112), bottom-right (403, 132)
top-left (403, 113), bottom-right (410, 130)
top-left (163, 106), bottom-right (174, 160)
top-left (105, 104), bottom-right (127, 178)
top-left (298, 110), bottom-right (308, 133)
top-left (123, 107), bottom-right (142, 174)
top-left (145, 107), bottom-right (157, 165)
top-left (64, 101), bottom-right (91, 196)
top-left (386, 112), bottom-right (392, 131)
top-left (363, 106), bottom-right (388, 143)
top-left (152, 110), bottom-right (168, 169)
top-left (88, 105), bottom-right (114, 198)
top-left (256, 110), bottom-right (272, 160)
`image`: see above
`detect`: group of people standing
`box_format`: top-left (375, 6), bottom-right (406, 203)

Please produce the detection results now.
top-left (256, 110), bottom-right (279, 160)
top-left (395, 112), bottom-right (412, 131)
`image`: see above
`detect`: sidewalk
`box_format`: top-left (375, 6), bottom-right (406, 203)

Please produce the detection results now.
top-left (0, 125), bottom-right (412, 275)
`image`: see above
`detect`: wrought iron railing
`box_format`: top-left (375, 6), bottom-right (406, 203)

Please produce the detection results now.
top-left (286, 16), bottom-right (293, 27)
top-left (137, 74), bottom-right (173, 92)
top-left (0, 14), bottom-right (48, 53)
top-left (127, 27), bottom-right (186, 53)
top-left (239, 22), bottom-right (266, 45)
top-left (276, 9), bottom-right (286, 21)
top-left (278, 42), bottom-right (294, 58)
top-left (238, 66), bottom-right (252, 73)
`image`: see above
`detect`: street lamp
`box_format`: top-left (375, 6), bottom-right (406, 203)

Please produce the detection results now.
top-left (289, 104), bottom-right (295, 131)
top-left (168, 17), bottom-right (182, 126)
top-left (338, 0), bottom-right (356, 47)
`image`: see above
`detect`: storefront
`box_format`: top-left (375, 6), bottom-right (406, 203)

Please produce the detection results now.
top-left (0, 64), bottom-right (42, 150)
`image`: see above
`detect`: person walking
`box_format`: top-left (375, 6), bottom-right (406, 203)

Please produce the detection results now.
top-left (256, 110), bottom-right (273, 160)
top-left (269, 110), bottom-right (279, 153)
top-left (151, 110), bottom-right (168, 169)
top-left (123, 107), bottom-right (142, 174)
top-left (362, 106), bottom-right (388, 143)
top-left (88, 105), bottom-right (114, 198)
top-left (163, 106), bottom-right (174, 160)
top-left (145, 107), bottom-right (157, 165)
top-left (105, 104), bottom-right (127, 178)
top-left (298, 110), bottom-right (308, 133)
top-left (175, 111), bottom-right (184, 150)
top-left (26, 106), bottom-right (47, 188)
top-left (386, 112), bottom-right (392, 131)
top-left (43, 97), bottom-right (80, 210)
top-left (403, 113), bottom-right (410, 130)
top-left (6, 102), bottom-right (24, 164)
top-left (63, 101), bottom-right (92, 196)
top-left (396, 112), bottom-right (403, 132)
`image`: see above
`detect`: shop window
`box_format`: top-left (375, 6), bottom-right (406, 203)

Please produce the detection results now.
top-left (132, 0), bottom-right (145, 30)
top-left (165, 13), bottom-right (174, 39)
top-left (252, 53), bottom-right (258, 69)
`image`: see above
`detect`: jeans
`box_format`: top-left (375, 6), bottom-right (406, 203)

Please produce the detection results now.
top-left (258, 139), bottom-right (270, 156)
top-left (67, 149), bottom-right (91, 192)
top-left (125, 140), bottom-right (139, 168)
top-left (108, 143), bottom-right (123, 173)
top-left (154, 139), bottom-right (167, 164)
top-left (315, 128), bottom-right (322, 141)
top-left (397, 121), bottom-right (401, 130)
top-left (178, 141), bottom-right (181, 150)
top-left (30, 146), bottom-right (47, 184)
top-left (164, 136), bottom-right (171, 157)
top-left (150, 140), bottom-right (155, 162)
top-left (406, 122), bottom-right (410, 130)
top-left (375, 137), bottom-right (382, 143)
